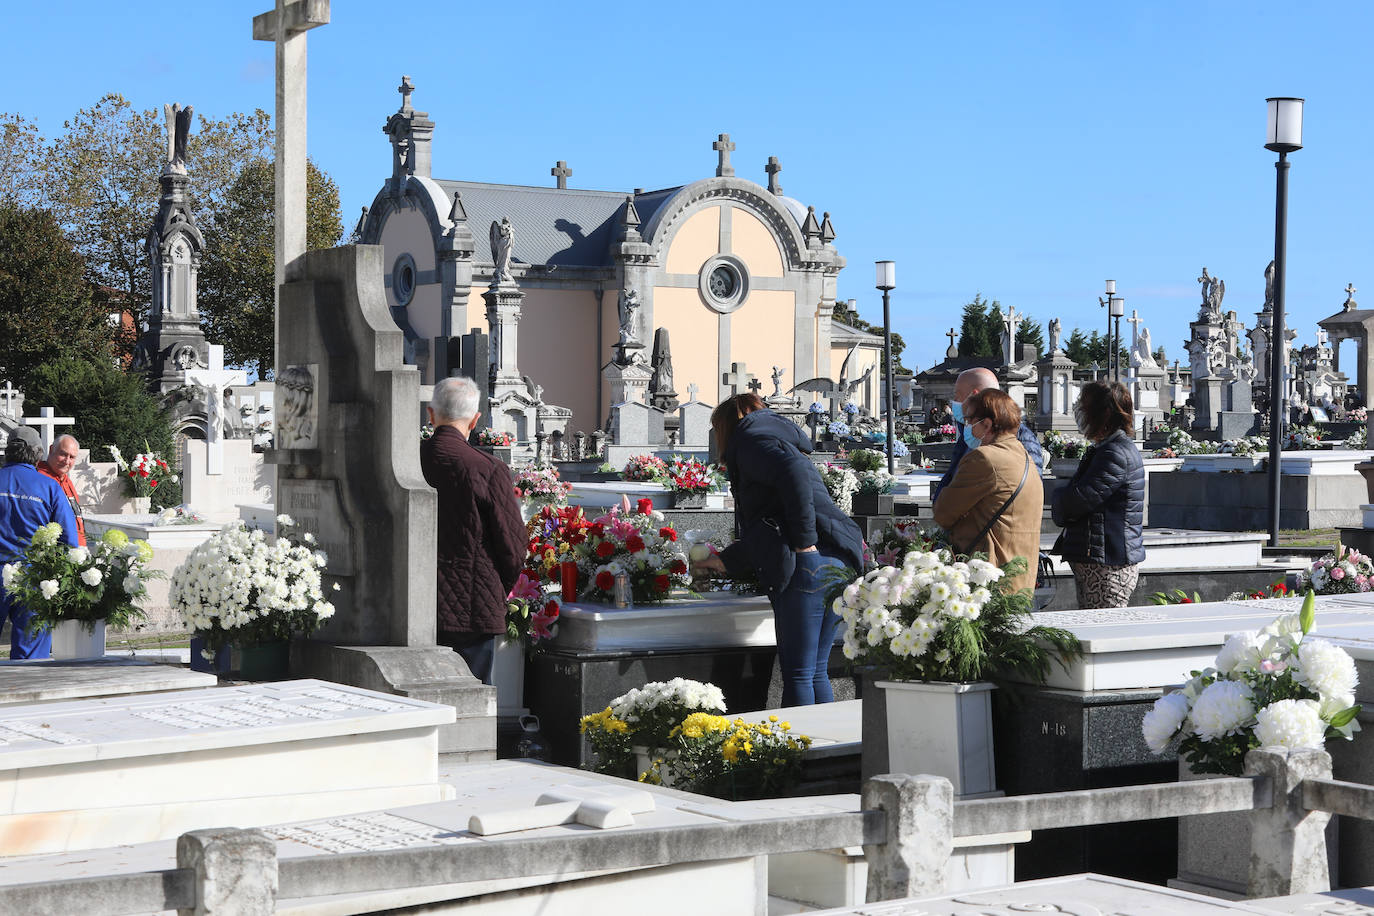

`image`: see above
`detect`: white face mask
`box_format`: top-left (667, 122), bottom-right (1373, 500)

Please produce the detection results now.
top-left (1074, 405), bottom-right (1090, 437)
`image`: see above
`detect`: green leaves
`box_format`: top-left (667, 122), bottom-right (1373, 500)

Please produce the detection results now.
top-left (1300, 588), bottom-right (1316, 636)
top-left (1327, 705), bottom-right (1361, 731)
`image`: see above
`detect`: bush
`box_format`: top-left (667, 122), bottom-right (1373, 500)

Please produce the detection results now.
top-left (25, 358), bottom-right (181, 509)
top-left (848, 448), bottom-right (884, 472)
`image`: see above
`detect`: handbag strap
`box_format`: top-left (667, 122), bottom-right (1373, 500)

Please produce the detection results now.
top-left (957, 451), bottom-right (1030, 556)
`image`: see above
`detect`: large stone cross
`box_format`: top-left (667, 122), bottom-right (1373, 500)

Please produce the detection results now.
top-left (1346, 282), bottom-right (1358, 306)
top-left (185, 345), bottom-right (248, 475)
top-left (253, 0), bottom-right (329, 365)
top-left (713, 133), bottom-right (736, 178)
top-left (21, 407), bottom-right (74, 453)
top-left (721, 362), bottom-right (752, 397)
top-left (551, 160), bottom-right (572, 190)
top-left (765, 156), bottom-right (782, 194)
top-left (1003, 305), bottom-right (1019, 362)
top-left (1127, 309), bottom-right (1144, 349)
top-left (0, 382), bottom-right (19, 417)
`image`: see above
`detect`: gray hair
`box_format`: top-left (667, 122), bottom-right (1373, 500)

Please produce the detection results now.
top-left (431, 376), bottom-right (480, 422)
top-left (5, 438), bottom-right (41, 466)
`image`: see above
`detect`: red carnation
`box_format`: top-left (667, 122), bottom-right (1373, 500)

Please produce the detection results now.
top-left (637, 498), bottom-right (654, 515)
top-left (595, 570), bottom-right (615, 590)
top-left (658, 527), bottom-right (677, 541)
top-left (543, 600), bottom-right (560, 618)
top-left (625, 534), bottom-right (645, 553)
top-left (670, 559), bottom-right (687, 575)
top-left (654, 574), bottom-right (670, 592)
top-left (595, 541), bottom-right (615, 558)
top-left (140, 469), bottom-right (149, 477)
top-left (149, 479), bottom-right (159, 488)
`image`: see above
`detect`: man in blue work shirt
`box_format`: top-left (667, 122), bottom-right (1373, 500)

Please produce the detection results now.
top-left (0, 427), bottom-right (79, 659)
top-left (932, 367), bottom-right (1044, 503)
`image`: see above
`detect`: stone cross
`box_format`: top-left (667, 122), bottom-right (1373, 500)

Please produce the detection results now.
top-left (747, 377), bottom-right (763, 396)
top-left (721, 362), bottom-right (752, 397)
top-left (1346, 282), bottom-right (1358, 305)
top-left (713, 133), bottom-right (736, 178)
top-left (185, 345), bottom-right (248, 475)
top-left (551, 160), bottom-right (572, 190)
top-left (1003, 305), bottom-right (1019, 363)
top-left (765, 156), bottom-right (782, 195)
top-left (253, 0), bottom-right (330, 363)
top-left (397, 74), bottom-right (414, 110)
top-left (1127, 309), bottom-right (1143, 350)
top-left (686, 382), bottom-right (699, 402)
top-left (21, 407), bottom-right (74, 453)
top-left (0, 382), bottom-right (19, 417)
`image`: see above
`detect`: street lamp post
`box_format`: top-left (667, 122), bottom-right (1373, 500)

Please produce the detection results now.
top-left (876, 260), bottom-right (897, 475)
top-left (1265, 97), bottom-right (1304, 548)
top-left (1098, 280), bottom-right (1116, 379)
top-left (1109, 295), bottom-right (1125, 382)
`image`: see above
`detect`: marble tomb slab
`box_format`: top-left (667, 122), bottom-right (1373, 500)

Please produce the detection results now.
top-left (552, 591), bottom-right (776, 651)
top-left (1031, 593), bottom-right (1374, 691)
top-left (0, 678), bottom-right (455, 855)
top-left (1040, 528), bottom-right (1268, 574)
top-left (0, 657), bottom-right (215, 706)
top-left (805, 873), bottom-right (1289, 914)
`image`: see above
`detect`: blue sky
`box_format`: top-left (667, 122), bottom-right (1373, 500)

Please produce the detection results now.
top-left (3, 2), bottom-right (1371, 374)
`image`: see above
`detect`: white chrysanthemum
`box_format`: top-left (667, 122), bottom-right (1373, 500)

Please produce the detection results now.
top-left (276, 514), bottom-right (295, 526)
top-left (68, 546), bottom-right (90, 565)
top-left (1142, 691), bottom-right (1190, 753)
top-left (39, 579), bottom-right (59, 600)
top-left (1190, 680), bottom-right (1255, 741)
top-left (1295, 639), bottom-right (1359, 700)
top-left (1, 563), bottom-right (16, 589)
top-left (841, 639), bottom-right (860, 660)
top-left (80, 567), bottom-right (103, 586)
top-left (1254, 699), bottom-right (1327, 749)
top-left (1215, 631), bottom-right (1264, 675)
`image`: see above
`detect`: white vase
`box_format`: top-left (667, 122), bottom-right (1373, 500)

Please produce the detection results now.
top-left (126, 496), bottom-right (151, 515)
top-left (50, 619), bottom-right (106, 659)
top-left (491, 637), bottom-right (526, 717)
top-left (632, 746), bottom-right (679, 786)
top-left (876, 679), bottom-right (998, 798)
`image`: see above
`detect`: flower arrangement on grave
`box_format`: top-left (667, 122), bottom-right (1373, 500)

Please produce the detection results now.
top-left (1297, 546), bottom-right (1374, 595)
top-left (934, 423), bottom-right (958, 442)
top-left (1348, 427), bottom-right (1369, 449)
top-left (848, 448), bottom-right (884, 473)
top-left (857, 468), bottom-right (896, 496)
top-left (639, 713), bottom-right (812, 799)
top-left (1220, 435), bottom-right (1268, 457)
top-left (170, 515), bottom-right (338, 658)
top-left (572, 498), bottom-right (690, 603)
top-left (842, 401), bottom-right (860, 418)
top-left (513, 465), bottom-right (572, 510)
top-left (581, 677), bottom-right (726, 778)
top-left (891, 438), bottom-right (911, 459)
top-left (1158, 428), bottom-right (1216, 457)
top-left (107, 444), bottom-right (177, 499)
top-left (505, 571), bottom-right (561, 646)
top-left (807, 402), bottom-right (827, 416)
top-left (155, 505), bottom-right (206, 526)
top-left (818, 463), bottom-right (859, 515)
top-left (2, 525), bottom-right (157, 633)
top-left (827, 420), bottom-right (851, 439)
top-left (622, 454), bottom-right (669, 482)
top-left (1149, 588), bottom-right (1202, 605)
top-left (524, 504), bottom-right (591, 583)
top-left (1151, 446), bottom-right (1180, 459)
top-left (1226, 580), bottom-right (1291, 602)
top-left (475, 428), bottom-right (514, 447)
top-left (1141, 593), bottom-right (1362, 776)
top-left (1041, 430), bottom-right (1087, 460)
top-left (832, 548), bottom-right (1080, 685)
top-left (1286, 424), bottom-right (1323, 450)
top-left (903, 428), bottom-right (926, 447)
top-left (1352, 407), bottom-right (1369, 423)
top-left (870, 520), bottom-right (947, 567)
top-left (661, 456), bottom-right (724, 495)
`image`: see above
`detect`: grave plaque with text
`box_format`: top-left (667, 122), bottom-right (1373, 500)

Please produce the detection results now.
top-left (278, 478), bottom-right (357, 575)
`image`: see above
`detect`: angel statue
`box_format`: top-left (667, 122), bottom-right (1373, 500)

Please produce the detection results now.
top-left (1048, 317), bottom-right (1062, 354)
top-left (489, 218), bottom-right (514, 284)
top-left (1132, 326), bottom-right (1158, 369)
top-left (163, 102), bottom-right (194, 172)
top-left (771, 365), bottom-right (785, 398)
top-left (618, 289), bottom-right (643, 346)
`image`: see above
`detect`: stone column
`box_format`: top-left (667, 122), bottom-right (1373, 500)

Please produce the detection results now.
top-left (177, 827), bottom-right (277, 915)
top-left (862, 774), bottom-right (952, 902)
top-left (1246, 746), bottom-right (1333, 897)
top-left (483, 284), bottom-right (525, 397)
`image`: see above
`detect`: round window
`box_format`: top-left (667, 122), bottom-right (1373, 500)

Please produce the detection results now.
top-left (392, 253), bottom-right (417, 306)
top-left (698, 255), bottom-right (750, 313)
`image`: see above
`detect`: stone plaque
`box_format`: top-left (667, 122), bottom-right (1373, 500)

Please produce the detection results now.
top-left (267, 811), bottom-right (467, 854)
top-left (279, 479), bottom-right (357, 575)
top-left (276, 363), bottom-right (319, 449)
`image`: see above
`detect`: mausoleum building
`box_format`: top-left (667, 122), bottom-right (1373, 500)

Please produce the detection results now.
top-left (358, 77), bottom-right (848, 435)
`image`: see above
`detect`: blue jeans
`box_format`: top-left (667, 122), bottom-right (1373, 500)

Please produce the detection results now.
top-left (771, 551), bottom-right (844, 706)
top-left (2, 593), bottom-right (51, 660)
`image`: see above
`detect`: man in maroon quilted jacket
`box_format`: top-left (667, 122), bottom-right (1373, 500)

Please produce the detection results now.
top-left (420, 377), bottom-right (527, 685)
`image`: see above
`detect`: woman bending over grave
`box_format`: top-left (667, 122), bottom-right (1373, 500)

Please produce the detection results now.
top-left (692, 393), bottom-right (865, 706)
top-left (1051, 381), bottom-right (1145, 608)
top-left (932, 389), bottom-right (1042, 595)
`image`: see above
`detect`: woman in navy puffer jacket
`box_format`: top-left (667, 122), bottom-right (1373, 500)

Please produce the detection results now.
top-left (1051, 381), bottom-right (1145, 608)
top-left (693, 394), bottom-right (865, 705)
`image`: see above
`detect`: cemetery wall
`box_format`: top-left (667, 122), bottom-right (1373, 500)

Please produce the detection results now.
top-left (519, 288), bottom-right (599, 431)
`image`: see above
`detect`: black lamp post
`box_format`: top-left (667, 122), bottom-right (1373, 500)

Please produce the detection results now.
top-left (876, 260), bottom-right (897, 475)
top-left (1098, 280), bottom-right (1116, 379)
top-left (1265, 96), bottom-right (1304, 548)
top-left (1109, 295), bottom-right (1126, 382)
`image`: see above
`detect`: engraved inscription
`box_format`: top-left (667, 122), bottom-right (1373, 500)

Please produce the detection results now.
top-left (268, 812), bottom-right (465, 853)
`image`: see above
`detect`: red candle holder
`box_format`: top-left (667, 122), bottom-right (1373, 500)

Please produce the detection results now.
top-left (560, 560), bottom-right (579, 602)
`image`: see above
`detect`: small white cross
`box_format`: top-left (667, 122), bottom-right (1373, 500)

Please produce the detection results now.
top-left (0, 382), bottom-right (20, 417)
top-left (185, 345), bottom-right (247, 475)
top-left (21, 407), bottom-right (75, 453)
top-left (686, 382), bottom-right (699, 402)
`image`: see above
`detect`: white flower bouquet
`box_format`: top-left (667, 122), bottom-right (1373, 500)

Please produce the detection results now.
top-left (3, 524), bottom-right (158, 633)
top-left (1297, 545), bottom-right (1373, 595)
top-left (1141, 591), bottom-right (1361, 776)
top-left (170, 515), bottom-right (337, 658)
top-left (832, 548), bottom-right (1079, 684)
top-left (819, 463), bottom-right (859, 514)
top-left (606, 677), bottom-right (727, 750)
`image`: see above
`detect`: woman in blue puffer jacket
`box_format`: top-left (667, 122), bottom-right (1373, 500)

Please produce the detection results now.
top-left (693, 393), bottom-right (865, 705)
top-left (1051, 381), bottom-right (1145, 608)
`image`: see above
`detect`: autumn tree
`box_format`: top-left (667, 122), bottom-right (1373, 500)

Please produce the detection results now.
top-left (197, 157), bottom-right (342, 377)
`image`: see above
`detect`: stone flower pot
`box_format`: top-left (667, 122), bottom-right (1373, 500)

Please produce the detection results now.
top-left (876, 679), bottom-right (998, 799)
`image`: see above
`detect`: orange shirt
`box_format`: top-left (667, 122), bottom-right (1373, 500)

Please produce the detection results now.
top-left (37, 461), bottom-right (85, 546)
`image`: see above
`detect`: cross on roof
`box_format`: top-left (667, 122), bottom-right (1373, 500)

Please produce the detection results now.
top-left (0, 382), bottom-right (19, 417)
top-left (713, 133), bottom-right (736, 178)
top-left (1346, 283), bottom-right (1358, 303)
top-left (765, 156), bottom-right (783, 195)
top-left (397, 74), bottom-right (414, 111)
top-left (185, 344), bottom-right (248, 475)
top-left (21, 407), bottom-right (74, 453)
top-left (947, 328), bottom-right (957, 347)
top-left (551, 160), bottom-right (572, 190)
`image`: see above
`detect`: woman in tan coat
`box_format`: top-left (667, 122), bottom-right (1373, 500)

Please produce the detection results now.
top-left (932, 389), bottom-right (1043, 595)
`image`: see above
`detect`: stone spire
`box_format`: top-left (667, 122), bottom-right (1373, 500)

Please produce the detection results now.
top-left (383, 74), bottom-right (435, 189)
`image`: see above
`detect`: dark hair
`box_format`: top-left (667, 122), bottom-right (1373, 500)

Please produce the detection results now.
top-left (5, 439), bottom-right (41, 466)
top-left (963, 389), bottom-right (1020, 436)
top-left (710, 393), bottom-right (766, 460)
top-left (1076, 380), bottom-right (1133, 440)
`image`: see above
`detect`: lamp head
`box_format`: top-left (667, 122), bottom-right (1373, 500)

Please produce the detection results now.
top-left (1265, 97), bottom-right (1304, 153)
top-left (875, 260), bottom-right (896, 291)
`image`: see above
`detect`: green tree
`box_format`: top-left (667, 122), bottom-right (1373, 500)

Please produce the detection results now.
top-left (25, 356), bottom-right (180, 508)
top-left (0, 202), bottom-right (119, 383)
top-left (830, 299), bottom-right (907, 371)
top-left (1064, 328), bottom-right (1090, 366)
top-left (197, 157), bottom-right (342, 377)
top-left (958, 295), bottom-right (993, 357)
top-left (1016, 316), bottom-right (1045, 359)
